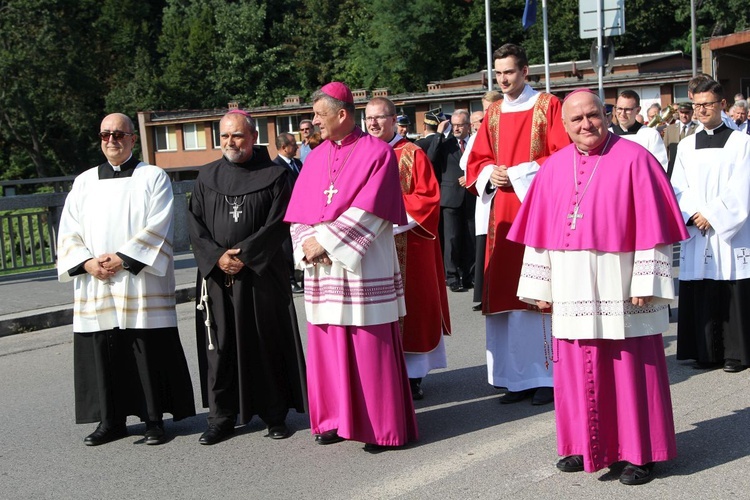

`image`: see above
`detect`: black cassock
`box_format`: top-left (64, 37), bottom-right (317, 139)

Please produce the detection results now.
top-left (188, 148), bottom-right (306, 428)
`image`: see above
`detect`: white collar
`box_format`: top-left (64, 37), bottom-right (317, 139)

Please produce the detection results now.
top-left (109, 153), bottom-right (133, 171)
top-left (503, 84), bottom-right (537, 108)
top-left (388, 134), bottom-right (403, 147)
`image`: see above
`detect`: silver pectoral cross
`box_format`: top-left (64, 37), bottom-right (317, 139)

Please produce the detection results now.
top-left (230, 204), bottom-right (242, 222)
top-left (324, 183), bottom-right (338, 205)
top-left (568, 205), bottom-right (583, 230)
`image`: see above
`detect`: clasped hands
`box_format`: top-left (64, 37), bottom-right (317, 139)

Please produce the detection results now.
top-left (302, 237), bottom-right (331, 266)
top-left (535, 296), bottom-right (653, 310)
top-left (84, 253), bottom-right (123, 281)
top-left (218, 248), bottom-right (244, 275)
top-left (489, 165), bottom-right (511, 189)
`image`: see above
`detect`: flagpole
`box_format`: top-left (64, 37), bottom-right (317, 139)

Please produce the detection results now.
top-left (485, 0), bottom-right (493, 90)
top-left (542, 0), bottom-right (550, 93)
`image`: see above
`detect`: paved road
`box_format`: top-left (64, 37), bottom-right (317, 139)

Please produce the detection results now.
top-left (1, 284), bottom-right (750, 499)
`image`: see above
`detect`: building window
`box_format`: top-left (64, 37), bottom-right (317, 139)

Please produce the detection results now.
top-left (429, 102), bottom-right (455, 115)
top-left (183, 123), bottom-right (206, 150)
top-left (211, 122), bottom-right (221, 148)
top-left (673, 83), bottom-right (689, 102)
top-left (154, 125), bottom-right (177, 152)
top-left (275, 115), bottom-right (300, 134)
top-left (255, 117), bottom-right (268, 145)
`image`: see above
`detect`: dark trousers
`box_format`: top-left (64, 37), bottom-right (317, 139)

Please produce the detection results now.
top-left (441, 205), bottom-right (475, 286)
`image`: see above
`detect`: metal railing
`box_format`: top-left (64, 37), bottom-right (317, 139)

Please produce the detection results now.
top-left (0, 180), bottom-right (195, 274)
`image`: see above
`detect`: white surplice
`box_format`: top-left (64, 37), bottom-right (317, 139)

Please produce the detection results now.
top-left (57, 164), bottom-right (176, 332)
top-left (290, 207), bottom-right (406, 326)
top-left (516, 245), bottom-right (675, 340)
top-left (671, 128), bottom-right (750, 281)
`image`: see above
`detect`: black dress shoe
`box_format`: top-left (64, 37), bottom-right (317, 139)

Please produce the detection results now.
top-left (498, 389), bottom-right (533, 404)
top-left (531, 387), bottom-right (554, 406)
top-left (692, 360), bottom-right (720, 370)
top-left (84, 423), bottom-right (127, 446)
top-left (619, 462), bottom-right (654, 485)
top-left (266, 423), bottom-right (290, 440)
top-left (723, 359), bottom-right (745, 373)
top-left (144, 422), bottom-right (166, 445)
top-left (363, 443), bottom-right (399, 453)
top-left (556, 455), bottom-right (584, 473)
top-left (409, 378), bottom-right (424, 400)
top-left (472, 302), bottom-right (482, 311)
top-left (315, 429), bottom-right (344, 445)
top-left (199, 424), bottom-right (234, 445)
top-left (449, 282), bottom-right (466, 292)
top-left (291, 283), bottom-right (304, 294)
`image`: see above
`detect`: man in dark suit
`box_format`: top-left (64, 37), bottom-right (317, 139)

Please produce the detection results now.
top-left (436, 109), bottom-right (475, 292)
top-left (415, 111), bottom-right (446, 183)
top-left (662, 102), bottom-right (697, 178)
top-left (273, 132), bottom-right (303, 293)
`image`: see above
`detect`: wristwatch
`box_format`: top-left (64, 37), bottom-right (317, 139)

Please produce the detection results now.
top-left (121, 260), bottom-right (130, 270)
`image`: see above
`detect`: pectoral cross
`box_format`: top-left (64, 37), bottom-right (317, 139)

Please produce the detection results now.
top-left (230, 204), bottom-right (242, 222)
top-left (737, 248), bottom-right (750, 264)
top-left (567, 205), bottom-right (583, 230)
top-left (324, 183), bottom-right (338, 205)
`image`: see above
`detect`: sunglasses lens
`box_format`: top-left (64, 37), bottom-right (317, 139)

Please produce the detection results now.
top-left (99, 132), bottom-right (127, 141)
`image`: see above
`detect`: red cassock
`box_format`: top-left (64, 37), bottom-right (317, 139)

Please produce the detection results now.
top-left (466, 94), bottom-right (570, 314)
top-left (393, 138), bottom-right (452, 352)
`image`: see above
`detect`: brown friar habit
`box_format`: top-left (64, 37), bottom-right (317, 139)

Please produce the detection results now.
top-left (188, 146), bottom-right (307, 428)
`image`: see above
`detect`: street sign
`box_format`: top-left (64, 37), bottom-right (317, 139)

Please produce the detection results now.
top-left (579, 0), bottom-right (626, 39)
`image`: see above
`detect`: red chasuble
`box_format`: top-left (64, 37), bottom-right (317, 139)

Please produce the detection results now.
top-left (466, 93), bottom-right (570, 314)
top-left (393, 138), bottom-right (452, 352)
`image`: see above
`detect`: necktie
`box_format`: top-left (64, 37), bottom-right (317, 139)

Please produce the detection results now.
top-left (680, 125), bottom-right (686, 140)
top-left (459, 139), bottom-right (465, 153)
top-left (289, 159), bottom-right (299, 173)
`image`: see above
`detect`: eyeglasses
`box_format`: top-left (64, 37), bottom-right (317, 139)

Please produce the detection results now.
top-left (364, 114), bottom-right (394, 123)
top-left (451, 122), bottom-right (469, 127)
top-left (300, 127), bottom-right (312, 132)
top-left (692, 100), bottom-right (721, 110)
top-left (99, 131), bottom-right (134, 141)
top-left (614, 107), bottom-right (636, 114)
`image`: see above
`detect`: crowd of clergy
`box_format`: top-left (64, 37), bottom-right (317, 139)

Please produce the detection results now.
top-left (56, 40), bottom-right (750, 487)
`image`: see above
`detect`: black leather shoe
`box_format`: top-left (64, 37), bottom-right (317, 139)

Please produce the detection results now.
top-left (363, 443), bottom-right (399, 453)
top-left (499, 389), bottom-right (533, 404)
top-left (692, 360), bottom-right (720, 370)
top-left (144, 422), bottom-right (166, 445)
top-left (472, 302), bottom-right (482, 311)
top-left (556, 455), bottom-right (584, 473)
top-left (266, 423), bottom-right (290, 440)
top-left (619, 462), bottom-right (654, 485)
top-left (315, 429), bottom-right (344, 445)
top-left (449, 282), bottom-right (466, 292)
top-left (409, 378), bottom-right (424, 400)
top-left (723, 359), bottom-right (745, 373)
top-left (199, 424), bottom-right (234, 445)
top-left (291, 283), bottom-right (304, 294)
top-left (531, 387), bottom-right (554, 406)
top-left (84, 423), bottom-right (127, 446)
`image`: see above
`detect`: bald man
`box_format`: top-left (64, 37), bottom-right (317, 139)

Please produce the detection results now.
top-left (508, 90), bottom-right (687, 485)
top-left (58, 113), bottom-right (195, 446)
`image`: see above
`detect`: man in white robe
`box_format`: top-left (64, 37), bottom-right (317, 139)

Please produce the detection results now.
top-left (57, 113), bottom-right (194, 446)
top-left (672, 78), bottom-right (750, 372)
top-left (611, 90), bottom-right (669, 170)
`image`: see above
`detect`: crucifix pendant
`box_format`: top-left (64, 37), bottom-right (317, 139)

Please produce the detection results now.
top-left (324, 183), bottom-right (338, 205)
top-left (230, 204), bottom-right (242, 222)
top-left (568, 205), bottom-right (583, 230)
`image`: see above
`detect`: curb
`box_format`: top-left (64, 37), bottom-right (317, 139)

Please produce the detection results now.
top-left (0, 285), bottom-right (195, 338)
